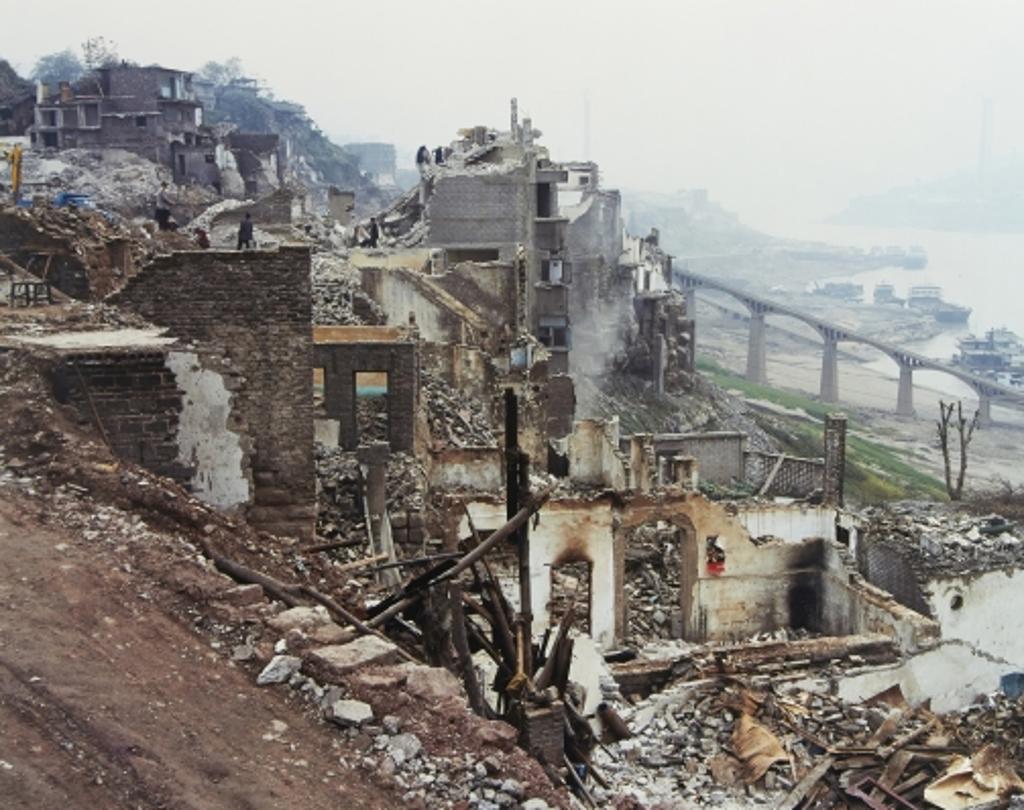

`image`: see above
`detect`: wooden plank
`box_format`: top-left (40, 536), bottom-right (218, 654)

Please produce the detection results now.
top-left (777, 756), bottom-right (834, 810)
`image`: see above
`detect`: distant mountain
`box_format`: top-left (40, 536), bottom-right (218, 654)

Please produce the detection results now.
top-left (830, 161), bottom-right (1024, 232)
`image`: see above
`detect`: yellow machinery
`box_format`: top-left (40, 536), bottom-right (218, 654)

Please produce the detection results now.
top-left (2, 144), bottom-right (23, 201)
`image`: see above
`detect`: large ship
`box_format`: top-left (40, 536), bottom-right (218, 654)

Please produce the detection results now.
top-left (812, 281), bottom-right (863, 302)
top-left (955, 328), bottom-right (1024, 386)
top-left (907, 285), bottom-right (971, 324)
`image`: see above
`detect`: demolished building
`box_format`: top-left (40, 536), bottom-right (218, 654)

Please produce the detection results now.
top-left (2, 96), bottom-right (1024, 810)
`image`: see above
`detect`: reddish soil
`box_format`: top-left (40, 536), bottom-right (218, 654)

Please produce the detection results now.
top-left (0, 497), bottom-right (396, 810)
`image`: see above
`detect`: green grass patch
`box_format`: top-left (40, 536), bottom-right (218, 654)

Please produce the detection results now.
top-left (697, 358), bottom-right (947, 503)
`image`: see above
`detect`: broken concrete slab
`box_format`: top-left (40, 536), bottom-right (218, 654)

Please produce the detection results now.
top-left (303, 636), bottom-right (401, 684)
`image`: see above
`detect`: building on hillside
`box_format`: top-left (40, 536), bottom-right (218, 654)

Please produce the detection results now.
top-left (30, 64), bottom-right (209, 179)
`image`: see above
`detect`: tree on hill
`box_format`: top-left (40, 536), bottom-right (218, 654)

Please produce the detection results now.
top-left (31, 49), bottom-right (85, 87)
top-left (197, 58), bottom-right (244, 87)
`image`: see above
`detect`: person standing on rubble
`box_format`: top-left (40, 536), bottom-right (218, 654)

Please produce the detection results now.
top-left (359, 216), bottom-right (379, 248)
top-left (433, 145), bottom-right (445, 165)
top-left (237, 212), bottom-right (254, 250)
top-left (154, 182), bottom-right (172, 231)
top-left (415, 145), bottom-right (431, 177)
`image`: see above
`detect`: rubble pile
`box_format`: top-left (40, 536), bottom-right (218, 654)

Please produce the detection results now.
top-left (624, 524), bottom-right (682, 642)
top-left (312, 252), bottom-right (386, 325)
top-left (945, 692), bottom-right (1024, 763)
top-left (595, 677), bottom-right (955, 807)
top-left (21, 148), bottom-right (217, 217)
top-left (315, 445), bottom-right (426, 544)
top-left (0, 203), bottom-right (148, 299)
top-left (422, 371), bottom-right (496, 448)
top-left (864, 503), bottom-right (1024, 576)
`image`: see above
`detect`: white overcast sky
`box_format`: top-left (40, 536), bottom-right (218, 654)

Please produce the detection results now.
top-left (3, 0), bottom-right (1021, 232)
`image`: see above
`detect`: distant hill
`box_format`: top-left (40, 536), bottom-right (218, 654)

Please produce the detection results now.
top-left (830, 161), bottom-right (1024, 232)
top-left (205, 82), bottom-right (390, 214)
top-left (622, 188), bottom-right (771, 256)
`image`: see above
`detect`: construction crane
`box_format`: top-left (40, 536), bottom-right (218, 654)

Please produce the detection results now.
top-left (1, 143), bottom-right (24, 202)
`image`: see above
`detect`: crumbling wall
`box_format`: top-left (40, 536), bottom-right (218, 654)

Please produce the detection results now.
top-left (314, 338), bottom-right (417, 452)
top-left (857, 536), bottom-right (931, 617)
top-left (426, 173), bottom-right (526, 246)
top-left (925, 568), bottom-right (1024, 668)
top-left (109, 247), bottom-right (315, 539)
top-left (51, 350), bottom-right (190, 483)
top-left (567, 418), bottom-right (628, 489)
top-left (427, 447), bottom-right (502, 492)
top-left (651, 432), bottom-right (746, 485)
top-left (819, 540), bottom-right (938, 653)
top-left (744, 451), bottom-right (824, 497)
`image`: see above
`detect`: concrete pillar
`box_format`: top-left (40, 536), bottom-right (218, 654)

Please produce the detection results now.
top-left (684, 287), bottom-right (697, 319)
top-left (897, 363), bottom-right (914, 416)
top-left (746, 310), bottom-right (767, 384)
top-left (653, 333), bottom-right (666, 394)
top-left (977, 392), bottom-right (992, 427)
top-left (820, 332), bottom-right (839, 403)
top-left (357, 442), bottom-right (398, 586)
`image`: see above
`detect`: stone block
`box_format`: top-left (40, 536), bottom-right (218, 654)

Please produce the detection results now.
top-left (303, 636), bottom-right (401, 684)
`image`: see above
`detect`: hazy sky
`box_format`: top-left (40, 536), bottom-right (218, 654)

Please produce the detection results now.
top-left (4, 1), bottom-right (1022, 233)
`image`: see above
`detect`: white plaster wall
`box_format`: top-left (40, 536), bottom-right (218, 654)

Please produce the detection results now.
top-left (836, 642), bottom-right (1008, 713)
top-left (314, 419), bottom-right (340, 447)
top-left (735, 504), bottom-right (836, 543)
top-left (461, 500), bottom-right (618, 648)
top-left (428, 449), bottom-right (502, 492)
top-left (167, 351), bottom-right (249, 508)
top-left (926, 568), bottom-right (1024, 669)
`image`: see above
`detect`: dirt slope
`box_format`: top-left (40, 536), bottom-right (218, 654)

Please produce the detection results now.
top-left (0, 498), bottom-right (395, 810)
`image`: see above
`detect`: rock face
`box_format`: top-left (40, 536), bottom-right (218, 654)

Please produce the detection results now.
top-left (303, 636), bottom-right (402, 684)
top-left (256, 654), bottom-right (301, 685)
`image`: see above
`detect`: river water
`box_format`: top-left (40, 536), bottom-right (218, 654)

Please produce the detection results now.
top-left (767, 221), bottom-right (1024, 400)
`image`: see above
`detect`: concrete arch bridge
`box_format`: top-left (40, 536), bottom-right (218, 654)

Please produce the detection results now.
top-left (674, 269), bottom-right (1024, 425)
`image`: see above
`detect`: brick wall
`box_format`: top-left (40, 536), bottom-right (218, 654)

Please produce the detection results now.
top-left (427, 173), bottom-right (527, 246)
top-left (859, 539), bottom-right (931, 617)
top-left (51, 350), bottom-right (190, 483)
top-left (109, 247), bottom-right (315, 540)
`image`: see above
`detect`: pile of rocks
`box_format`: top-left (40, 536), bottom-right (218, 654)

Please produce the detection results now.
top-left (624, 524), bottom-right (682, 642)
top-left (863, 503), bottom-right (1024, 576)
top-left (593, 676), bottom-right (939, 807)
top-left (315, 446), bottom-right (426, 544)
top-left (311, 252), bottom-right (386, 325)
top-left (945, 692), bottom-right (1024, 763)
top-left (422, 371), bottom-right (495, 448)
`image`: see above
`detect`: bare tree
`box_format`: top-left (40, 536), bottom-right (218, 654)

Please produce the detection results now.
top-left (936, 399), bottom-right (980, 500)
top-left (81, 37), bottom-right (119, 71)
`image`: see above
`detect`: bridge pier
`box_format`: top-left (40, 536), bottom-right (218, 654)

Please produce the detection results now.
top-left (897, 363), bottom-right (915, 416)
top-left (684, 287), bottom-right (697, 320)
top-left (746, 307), bottom-right (767, 384)
top-left (977, 392), bottom-right (992, 427)
top-left (819, 331), bottom-right (839, 403)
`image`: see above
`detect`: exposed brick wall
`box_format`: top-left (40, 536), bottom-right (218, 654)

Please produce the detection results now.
top-left (109, 247), bottom-right (315, 540)
top-left (314, 341), bottom-right (418, 452)
top-left (427, 173), bottom-right (527, 246)
top-left (51, 350), bottom-right (190, 482)
top-left (859, 538), bottom-right (931, 617)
